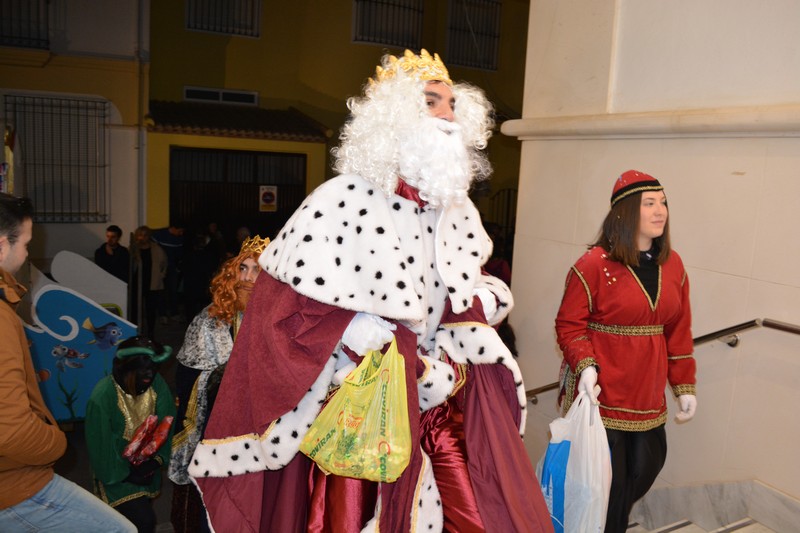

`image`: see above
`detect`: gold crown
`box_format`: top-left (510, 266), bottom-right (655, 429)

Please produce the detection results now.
top-left (240, 235), bottom-right (270, 256)
top-left (373, 49), bottom-right (452, 86)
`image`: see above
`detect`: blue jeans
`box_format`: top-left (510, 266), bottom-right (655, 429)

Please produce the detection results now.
top-left (0, 474), bottom-right (136, 532)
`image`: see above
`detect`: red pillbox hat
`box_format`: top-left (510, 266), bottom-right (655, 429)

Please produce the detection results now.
top-left (611, 170), bottom-right (663, 207)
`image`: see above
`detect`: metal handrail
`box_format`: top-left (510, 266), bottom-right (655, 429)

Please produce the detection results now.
top-left (525, 317), bottom-right (800, 404)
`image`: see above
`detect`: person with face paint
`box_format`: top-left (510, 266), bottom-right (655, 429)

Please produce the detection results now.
top-left (168, 235), bottom-right (268, 533)
top-left (85, 336), bottom-right (176, 533)
top-left (555, 170), bottom-right (697, 532)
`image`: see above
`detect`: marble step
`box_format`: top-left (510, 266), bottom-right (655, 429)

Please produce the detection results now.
top-left (626, 517), bottom-right (777, 533)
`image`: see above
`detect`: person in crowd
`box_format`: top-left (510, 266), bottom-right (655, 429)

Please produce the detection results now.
top-left (131, 226), bottom-right (167, 336)
top-left (228, 225), bottom-right (251, 258)
top-left (555, 170), bottom-right (698, 533)
top-left (205, 221), bottom-right (227, 268)
top-left (180, 227), bottom-right (218, 321)
top-left (189, 49), bottom-right (553, 532)
top-left (168, 235), bottom-right (268, 533)
top-left (152, 222), bottom-right (186, 322)
top-left (95, 224), bottom-right (130, 283)
top-left (0, 192), bottom-right (135, 532)
top-left (85, 335), bottom-right (176, 533)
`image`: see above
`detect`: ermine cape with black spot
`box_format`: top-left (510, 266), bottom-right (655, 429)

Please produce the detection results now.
top-left (190, 174), bottom-right (552, 532)
top-left (259, 173), bottom-right (492, 320)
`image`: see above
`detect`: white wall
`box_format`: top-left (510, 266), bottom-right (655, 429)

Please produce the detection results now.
top-left (509, 0), bottom-right (800, 500)
top-left (30, 122), bottom-right (141, 271)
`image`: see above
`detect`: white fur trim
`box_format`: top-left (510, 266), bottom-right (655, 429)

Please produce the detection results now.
top-left (435, 322), bottom-right (528, 435)
top-left (188, 354), bottom-right (337, 478)
top-left (416, 355), bottom-right (456, 413)
top-left (474, 274), bottom-right (514, 326)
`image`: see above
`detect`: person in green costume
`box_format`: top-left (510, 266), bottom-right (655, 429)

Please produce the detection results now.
top-left (85, 336), bottom-right (176, 533)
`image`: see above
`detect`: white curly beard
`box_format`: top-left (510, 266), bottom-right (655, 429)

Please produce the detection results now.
top-left (398, 117), bottom-right (471, 208)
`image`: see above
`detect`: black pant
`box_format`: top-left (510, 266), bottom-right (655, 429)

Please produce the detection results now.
top-left (116, 496), bottom-right (156, 533)
top-left (604, 425), bottom-right (667, 533)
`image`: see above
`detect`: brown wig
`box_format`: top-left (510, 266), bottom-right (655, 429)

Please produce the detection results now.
top-left (590, 191), bottom-right (671, 267)
top-left (207, 249), bottom-right (261, 325)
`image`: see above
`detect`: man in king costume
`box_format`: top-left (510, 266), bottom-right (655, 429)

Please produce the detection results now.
top-left (189, 50), bottom-right (553, 533)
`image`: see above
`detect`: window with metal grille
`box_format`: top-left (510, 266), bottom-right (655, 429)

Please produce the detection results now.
top-left (3, 95), bottom-right (109, 223)
top-left (0, 0), bottom-right (49, 49)
top-left (186, 0), bottom-right (261, 37)
top-left (352, 0), bottom-right (423, 49)
top-left (169, 148), bottom-right (307, 238)
top-left (447, 0), bottom-right (501, 70)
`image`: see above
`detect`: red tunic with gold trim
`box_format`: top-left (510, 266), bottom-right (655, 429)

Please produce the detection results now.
top-left (555, 246), bottom-right (696, 431)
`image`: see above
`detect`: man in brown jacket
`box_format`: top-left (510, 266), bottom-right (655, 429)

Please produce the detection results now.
top-left (0, 192), bottom-right (135, 531)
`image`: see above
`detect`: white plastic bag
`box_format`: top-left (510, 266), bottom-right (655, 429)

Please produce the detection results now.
top-left (536, 390), bottom-right (612, 532)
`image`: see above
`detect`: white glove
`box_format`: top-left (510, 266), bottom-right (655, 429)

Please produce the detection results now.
top-left (341, 312), bottom-right (396, 356)
top-left (474, 287), bottom-right (497, 322)
top-left (579, 366), bottom-right (599, 404)
top-left (675, 394), bottom-right (697, 422)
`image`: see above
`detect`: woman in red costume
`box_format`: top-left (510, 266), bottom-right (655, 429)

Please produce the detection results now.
top-left (555, 170), bottom-right (698, 533)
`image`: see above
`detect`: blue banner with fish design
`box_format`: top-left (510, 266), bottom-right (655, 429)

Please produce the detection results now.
top-left (24, 284), bottom-right (138, 421)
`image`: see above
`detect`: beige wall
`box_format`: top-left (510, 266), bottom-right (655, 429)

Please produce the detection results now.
top-left (508, 0), bottom-right (800, 500)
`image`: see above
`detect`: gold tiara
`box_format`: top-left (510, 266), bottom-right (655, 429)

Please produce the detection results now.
top-left (240, 235), bottom-right (270, 256)
top-left (373, 49), bottom-right (452, 86)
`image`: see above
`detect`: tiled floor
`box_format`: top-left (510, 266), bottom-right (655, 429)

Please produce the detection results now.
top-left (54, 314), bottom-right (189, 532)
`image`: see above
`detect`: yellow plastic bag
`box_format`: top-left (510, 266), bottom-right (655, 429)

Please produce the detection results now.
top-left (299, 338), bottom-right (411, 483)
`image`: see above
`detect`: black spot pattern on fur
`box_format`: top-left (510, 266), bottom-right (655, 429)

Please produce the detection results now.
top-left (315, 277), bottom-right (325, 285)
top-left (271, 436), bottom-right (280, 444)
top-left (314, 211), bottom-right (323, 218)
top-left (296, 260), bottom-right (305, 267)
top-left (231, 454), bottom-right (239, 461)
top-left (303, 235), bottom-right (313, 242)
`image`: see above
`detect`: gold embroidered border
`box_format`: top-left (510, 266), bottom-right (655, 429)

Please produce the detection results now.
top-left (587, 322), bottom-right (664, 336)
top-left (626, 264), bottom-right (662, 311)
top-left (410, 453), bottom-right (433, 532)
top-left (440, 321), bottom-right (490, 329)
top-left (602, 404), bottom-right (663, 415)
top-left (570, 266), bottom-right (593, 313)
top-left (672, 384), bottom-right (696, 396)
top-left (416, 357), bottom-right (431, 384)
top-left (569, 335), bottom-right (590, 344)
top-left (575, 358), bottom-right (597, 376)
top-left (451, 362), bottom-right (468, 397)
top-left (201, 418), bottom-right (278, 446)
top-left (613, 185), bottom-right (664, 206)
top-left (602, 412), bottom-right (667, 432)
top-left (668, 354), bottom-right (693, 361)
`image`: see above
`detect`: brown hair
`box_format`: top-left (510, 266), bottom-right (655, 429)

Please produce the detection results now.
top-left (590, 191), bottom-right (671, 266)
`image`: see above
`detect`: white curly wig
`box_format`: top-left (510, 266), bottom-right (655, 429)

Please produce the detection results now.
top-left (332, 54), bottom-right (495, 198)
